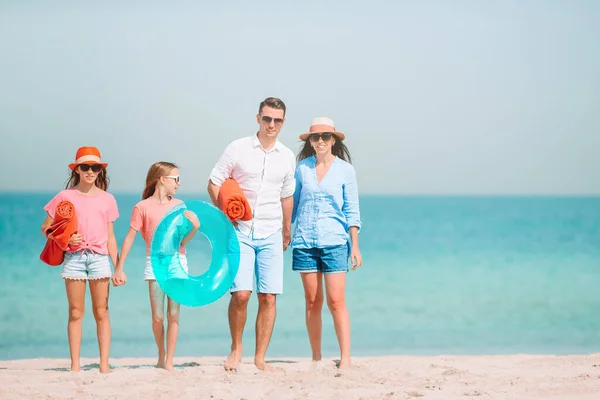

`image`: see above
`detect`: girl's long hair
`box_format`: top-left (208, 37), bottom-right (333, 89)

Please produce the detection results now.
top-left (65, 167), bottom-right (110, 191)
top-left (142, 161), bottom-right (178, 200)
top-left (296, 134), bottom-right (353, 164)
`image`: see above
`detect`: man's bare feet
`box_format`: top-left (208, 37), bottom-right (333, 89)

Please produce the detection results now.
top-left (254, 359), bottom-right (276, 372)
top-left (224, 349), bottom-right (242, 371)
top-left (70, 363), bottom-right (81, 372)
top-left (338, 358), bottom-right (351, 369)
top-left (99, 363), bottom-right (111, 373)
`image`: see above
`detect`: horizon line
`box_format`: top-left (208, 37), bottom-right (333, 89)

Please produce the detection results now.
top-left (1, 190), bottom-right (600, 198)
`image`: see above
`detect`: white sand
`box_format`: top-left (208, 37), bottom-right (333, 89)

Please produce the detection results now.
top-left (1, 354), bottom-right (600, 399)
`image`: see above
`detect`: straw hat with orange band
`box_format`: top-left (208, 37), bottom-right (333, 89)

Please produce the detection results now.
top-left (299, 117), bottom-right (345, 142)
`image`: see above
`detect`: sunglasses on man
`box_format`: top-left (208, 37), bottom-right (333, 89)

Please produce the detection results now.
top-left (261, 116), bottom-right (284, 125)
top-left (79, 164), bottom-right (103, 173)
top-left (309, 132), bottom-right (333, 142)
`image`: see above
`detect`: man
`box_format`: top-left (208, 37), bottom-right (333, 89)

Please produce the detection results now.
top-left (207, 97), bottom-right (296, 371)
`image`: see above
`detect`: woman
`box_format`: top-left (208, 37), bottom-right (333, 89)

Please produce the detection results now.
top-left (291, 117), bottom-right (363, 368)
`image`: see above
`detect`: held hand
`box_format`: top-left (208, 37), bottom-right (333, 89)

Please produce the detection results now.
top-left (112, 268), bottom-right (127, 286)
top-left (184, 210), bottom-right (201, 230)
top-left (350, 246), bottom-right (363, 270)
top-left (282, 230), bottom-right (291, 251)
top-left (68, 233), bottom-right (83, 247)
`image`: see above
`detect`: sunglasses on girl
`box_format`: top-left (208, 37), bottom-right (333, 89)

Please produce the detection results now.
top-left (309, 132), bottom-right (333, 142)
top-left (79, 164), bottom-right (103, 172)
top-left (165, 175), bottom-right (180, 184)
top-left (261, 116), bottom-right (284, 125)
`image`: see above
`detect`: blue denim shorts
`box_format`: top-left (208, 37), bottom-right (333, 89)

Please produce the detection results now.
top-left (292, 245), bottom-right (349, 274)
top-left (61, 251), bottom-right (112, 280)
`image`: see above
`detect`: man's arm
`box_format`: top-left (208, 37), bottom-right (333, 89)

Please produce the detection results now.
top-left (281, 195), bottom-right (293, 251)
top-left (207, 141), bottom-right (236, 207)
top-left (280, 155), bottom-right (296, 251)
top-left (207, 180), bottom-right (220, 207)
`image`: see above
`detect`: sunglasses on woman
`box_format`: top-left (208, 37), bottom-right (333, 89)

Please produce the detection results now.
top-left (79, 164), bottom-right (103, 173)
top-left (309, 132), bottom-right (333, 142)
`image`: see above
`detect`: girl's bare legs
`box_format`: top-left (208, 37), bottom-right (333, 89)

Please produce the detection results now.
top-left (324, 273), bottom-right (351, 368)
top-left (148, 281), bottom-right (166, 368)
top-left (165, 297), bottom-right (181, 371)
top-left (89, 278), bottom-right (112, 373)
top-left (65, 279), bottom-right (86, 372)
top-left (300, 272), bottom-right (324, 361)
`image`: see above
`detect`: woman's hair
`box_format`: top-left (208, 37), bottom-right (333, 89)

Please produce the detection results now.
top-left (65, 167), bottom-right (110, 191)
top-left (296, 134), bottom-right (352, 164)
top-left (142, 161), bottom-right (179, 199)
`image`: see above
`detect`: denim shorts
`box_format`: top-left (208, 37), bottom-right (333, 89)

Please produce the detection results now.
top-left (231, 229), bottom-right (283, 294)
top-left (292, 245), bottom-right (349, 274)
top-left (61, 251), bottom-right (112, 280)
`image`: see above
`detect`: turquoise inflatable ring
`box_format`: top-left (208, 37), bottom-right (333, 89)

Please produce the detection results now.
top-left (150, 200), bottom-right (240, 307)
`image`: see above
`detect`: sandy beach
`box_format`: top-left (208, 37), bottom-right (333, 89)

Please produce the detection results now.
top-left (1, 354), bottom-right (599, 400)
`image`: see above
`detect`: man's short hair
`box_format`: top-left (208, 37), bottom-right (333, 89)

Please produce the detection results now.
top-left (259, 97), bottom-right (286, 116)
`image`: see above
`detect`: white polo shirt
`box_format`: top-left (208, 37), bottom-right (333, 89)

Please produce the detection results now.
top-left (209, 134), bottom-right (296, 239)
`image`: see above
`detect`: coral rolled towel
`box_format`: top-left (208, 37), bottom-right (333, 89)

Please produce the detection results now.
top-left (40, 200), bottom-right (78, 266)
top-left (217, 178), bottom-right (252, 223)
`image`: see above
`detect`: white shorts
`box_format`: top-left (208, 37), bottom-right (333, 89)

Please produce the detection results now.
top-left (145, 254), bottom-right (189, 281)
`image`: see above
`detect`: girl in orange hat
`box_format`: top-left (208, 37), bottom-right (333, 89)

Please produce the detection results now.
top-left (40, 146), bottom-right (119, 373)
top-left (112, 161), bottom-right (200, 371)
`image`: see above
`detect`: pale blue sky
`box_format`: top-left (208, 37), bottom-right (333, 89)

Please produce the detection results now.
top-left (1, 1), bottom-right (598, 195)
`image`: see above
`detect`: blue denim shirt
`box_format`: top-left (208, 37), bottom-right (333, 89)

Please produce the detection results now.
top-left (291, 156), bottom-right (362, 249)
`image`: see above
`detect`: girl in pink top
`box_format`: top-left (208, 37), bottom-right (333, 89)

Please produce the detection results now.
top-left (113, 161), bottom-right (200, 371)
top-left (41, 146), bottom-right (119, 374)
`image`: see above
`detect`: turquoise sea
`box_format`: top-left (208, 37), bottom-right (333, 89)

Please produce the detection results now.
top-left (1, 193), bottom-right (600, 361)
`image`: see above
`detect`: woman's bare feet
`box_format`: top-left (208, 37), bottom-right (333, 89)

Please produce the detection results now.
top-left (70, 361), bottom-right (81, 372)
top-left (338, 358), bottom-right (351, 369)
top-left (99, 363), bottom-right (111, 373)
top-left (156, 353), bottom-right (166, 369)
top-left (224, 348), bottom-right (242, 371)
top-left (164, 361), bottom-right (175, 372)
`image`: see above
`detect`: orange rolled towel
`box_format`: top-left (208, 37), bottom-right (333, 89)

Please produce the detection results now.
top-left (217, 178), bottom-right (253, 223)
top-left (40, 200), bottom-right (78, 266)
